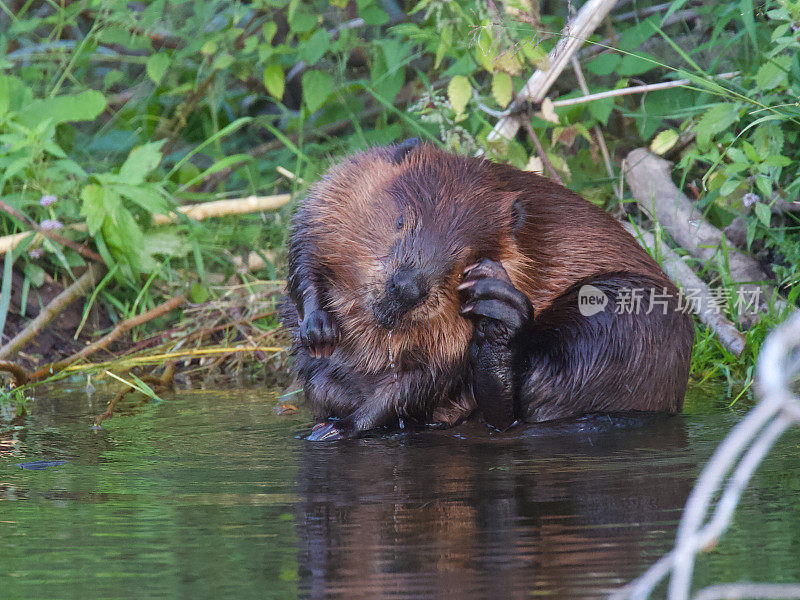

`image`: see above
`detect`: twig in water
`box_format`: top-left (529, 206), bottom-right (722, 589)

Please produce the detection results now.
top-left (94, 362), bottom-right (175, 426)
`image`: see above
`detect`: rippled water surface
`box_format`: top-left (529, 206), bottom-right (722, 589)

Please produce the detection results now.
top-left (2, 383), bottom-right (800, 599)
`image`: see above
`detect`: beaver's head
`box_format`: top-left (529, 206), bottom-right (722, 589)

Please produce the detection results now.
top-left (310, 140), bottom-right (528, 369)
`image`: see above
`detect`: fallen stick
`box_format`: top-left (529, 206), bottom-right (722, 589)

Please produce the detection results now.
top-left (0, 360), bottom-right (30, 386)
top-left (28, 293), bottom-right (187, 381)
top-left (624, 148), bottom-right (788, 319)
top-left (0, 194), bottom-right (292, 256)
top-left (622, 223), bottom-right (746, 356)
top-left (485, 0), bottom-right (619, 145)
top-left (0, 198), bottom-right (103, 263)
top-left (0, 231), bottom-right (36, 256)
top-left (151, 194), bottom-right (291, 225)
top-left (0, 265), bottom-right (105, 360)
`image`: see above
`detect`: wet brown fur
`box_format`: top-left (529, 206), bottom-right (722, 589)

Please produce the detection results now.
top-left (282, 142), bottom-right (693, 435)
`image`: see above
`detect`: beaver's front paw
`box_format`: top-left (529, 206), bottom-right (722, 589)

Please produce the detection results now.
top-left (300, 309), bottom-right (340, 359)
top-left (305, 421), bottom-right (347, 441)
top-left (457, 258), bottom-right (533, 342)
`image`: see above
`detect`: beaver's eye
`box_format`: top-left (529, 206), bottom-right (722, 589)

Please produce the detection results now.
top-left (396, 216), bottom-right (404, 230)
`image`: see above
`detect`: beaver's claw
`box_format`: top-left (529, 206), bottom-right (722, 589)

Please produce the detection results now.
top-left (300, 309), bottom-right (340, 359)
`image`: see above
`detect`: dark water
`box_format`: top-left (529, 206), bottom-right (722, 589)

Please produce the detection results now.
top-left (2, 383), bottom-right (800, 599)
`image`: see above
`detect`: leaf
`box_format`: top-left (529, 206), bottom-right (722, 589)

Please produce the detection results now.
top-left (262, 22), bottom-right (278, 44)
top-left (756, 174), bottom-right (772, 198)
top-left (617, 52), bottom-right (656, 76)
top-left (114, 183), bottom-right (171, 215)
top-left (357, 0), bottom-right (388, 25)
top-left (0, 249), bottom-right (13, 344)
top-left (696, 103), bottom-right (740, 149)
top-left (754, 201), bottom-right (771, 227)
top-left (742, 141), bottom-right (760, 163)
top-left (17, 90), bottom-right (107, 128)
top-left (491, 72), bottom-right (513, 108)
top-left (739, 0), bottom-right (758, 50)
top-left (761, 155), bottom-right (792, 167)
top-left (536, 97), bottom-right (559, 124)
top-left (755, 55), bottom-right (791, 91)
top-left (301, 69), bottom-right (333, 113)
top-left (618, 17), bottom-right (658, 52)
top-left (434, 25), bottom-right (452, 69)
top-left (179, 154), bottom-right (252, 189)
top-left (586, 54), bottom-right (620, 76)
top-left (447, 75), bottom-right (471, 115)
top-left (650, 129), bottom-right (679, 155)
top-left (119, 140), bottom-right (165, 185)
top-left (80, 184), bottom-right (108, 234)
top-left (24, 262), bottom-right (45, 287)
top-left (146, 52), bottom-right (170, 85)
top-left (263, 63), bottom-right (285, 99)
top-left (519, 39), bottom-right (546, 66)
top-left (302, 29), bottom-right (330, 65)
top-left (587, 96), bottom-right (613, 126)
top-left (719, 178), bottom-right (741, 197)
top-left (474, 28), bottom-right (497, 72)
top-left (746, 217), bottom-right (757, 248)
top-left (212, 53), bottom-right (234, 71)
top-left (755, 121), bottom-right (784, 152)
top-left (190, 282), bottom-right (210, 304)
top-left (102, 207), bottom-right (143, 276)
top-left (143, 231), bottom-right (190, 258)
top-left (288, 11), bottom-right (316, 33)
top-left (494, 51), bottom-right (522, 75)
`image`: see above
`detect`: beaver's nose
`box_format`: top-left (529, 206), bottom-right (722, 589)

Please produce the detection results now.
top-left (387, 267), bottom-right (428, 308)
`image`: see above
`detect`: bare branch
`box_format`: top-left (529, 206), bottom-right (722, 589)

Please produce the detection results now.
top-left (623, 148), bottom-right (788, 320)
top-left (0, 266), bottom-right (105, 360)
top-left (485, 0), bottom-right (619, 145)
top-left (622, 223), bottom-right (746, 356)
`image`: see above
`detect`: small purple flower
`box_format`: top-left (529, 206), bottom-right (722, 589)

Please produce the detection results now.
top-left (40, 219), bottom-right (63, 231)
top-left (742, 192), bottom-right (760, 208)
top-left (39, 194), bottom-right (57, 207)
top-left (28, 248), bottom-right (42, 259)
top-left (791, 21), bottom-right (800, 33)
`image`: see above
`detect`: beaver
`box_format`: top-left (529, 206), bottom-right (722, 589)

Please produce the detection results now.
top-left (282, 139), bottom-right (694, 440)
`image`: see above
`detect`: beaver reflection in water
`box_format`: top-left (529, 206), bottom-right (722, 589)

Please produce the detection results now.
top-left (281, 139), bottom-right (693, 440)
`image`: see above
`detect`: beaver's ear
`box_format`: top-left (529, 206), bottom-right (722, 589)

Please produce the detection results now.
top-left (500, 192), bottom-right (525, 236)
top-left (392, 138), bottom-right (420, 164)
